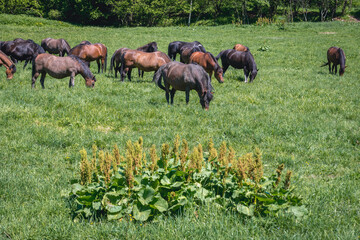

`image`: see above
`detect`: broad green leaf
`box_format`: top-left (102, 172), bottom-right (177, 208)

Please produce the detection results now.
top-left (170, 182), bottom-right (183, 188)
top-left (138, 186), bottom-right (155, 205)
top-left (92, 201), bottom-right (101, 211)
top-left (133, 204), bottom-right (151, 222)
top-left (160, 176), bottom-right (171, 185)
top-left (255, 193), bottom-right (275, 203)
top-left (286, 205), bottom-right (308, 218)
top-left (71, 183), bottom-right (83, 194)
top-left (107, 211), bottom-right (123, 221)
top-left (237, 204), bottom-right (254, 216)
top-left (153, 196), bottom-right (168, 212)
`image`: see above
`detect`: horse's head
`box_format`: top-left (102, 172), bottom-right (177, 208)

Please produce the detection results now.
top-left (339, 67), bottom-right (345, 76)
top-left (214, 68), bottom-right (224, 83)
top-left (5, 64), bottom-right (16, 80)
top-left (200, 90), bottom-right (213, 110)
top-left (250, 68), bottom-right (258, 82)
top-left (85, 75), bottom-right (96, 88)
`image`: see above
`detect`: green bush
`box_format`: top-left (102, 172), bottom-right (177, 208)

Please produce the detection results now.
top-left (64, 137), bottom-right (307, 222)
top-left (48, 9), bottom-right (61, 20)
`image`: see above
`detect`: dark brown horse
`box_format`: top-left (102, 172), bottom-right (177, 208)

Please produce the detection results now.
top-left (216, 49), bottom-right (258, 83)
top-left (0, 50), bottom-right (16, 79)
top-left (120, 50), bottom-right (171, 81)
top-left (70, 43), bottom-right (107, 73)
top-left (5, 40), bottom-right (45, 69)
top-left (189, 52), bottom-right (224, 83)
top-left (153, 61), bottom-right (213, 110)
top-left (321, 47), bottom-right (346, 76)
top-left (179, 45), bottom-right (203, 64)
top-left (32, 53), bottom-right (96, 88)
top-left (41, 38), bottom-right (71, 57)
top-left (168, 41), bottom-right (206, 61)
top-left (137, 42), bottom-right (158, 78)
top-left (110, 47), bottom-right (130, 78)
top-left (233, 44), bottom-right (250, 52)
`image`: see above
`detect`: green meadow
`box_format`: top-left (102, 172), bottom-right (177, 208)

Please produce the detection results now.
top-left (0, 14), bottom-right (359, 239)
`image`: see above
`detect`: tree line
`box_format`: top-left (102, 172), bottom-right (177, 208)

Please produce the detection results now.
top-left (0, 0), bottom-right (357, 26)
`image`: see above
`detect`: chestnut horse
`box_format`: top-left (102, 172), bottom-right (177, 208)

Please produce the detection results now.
top-left (321, 47), bottom-right (346, 76)
top-left (70, 43), bottom-right (107, 73)
top-left (189, 52), bottom-right (224, 83)
top-left (0, 50), bottom-right (16, 79)
top-left (41, 38), bottom-right (71, 57)
top-left (120, 50), bottom-right (171, 82)
top-left (216, 49), bottom-right (258, 83)
top-left (153, 61), bottom-right (213, 110)
top-left (233, 44), bottom-right (249, 52)
top-left (110, 47), bottom-right (129, 78)
top-left (32, 53), bottom-right (96, 88)
top-left (168, 41), bottom-right (206, 61)
top-left (136, 42), bottom-right (158, 78)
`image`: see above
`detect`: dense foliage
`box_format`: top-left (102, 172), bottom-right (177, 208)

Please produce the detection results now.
top-left (1, 0), bottom-right (359, 26)
top-left (65, 137), bottom-right (306, 222)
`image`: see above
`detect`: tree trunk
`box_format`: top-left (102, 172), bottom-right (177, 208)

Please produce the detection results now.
top-left (188, 0), bottom-right (192, 26)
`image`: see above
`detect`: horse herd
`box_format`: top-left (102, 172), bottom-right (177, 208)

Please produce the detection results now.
top-left (0, 37), bottom-right (347, 110)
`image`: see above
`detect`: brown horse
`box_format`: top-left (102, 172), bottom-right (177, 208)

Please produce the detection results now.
top-left (120, 50), bottom-right (171, 81)
top-left (321, 47), bottom-right (346, 76)
top-left (153, 61), bottom-right (214, 110)
top-left (179, 45), bottom-right (203, 64)
top-left (41, 38), bottom-right (71, 57)
top-left (70, 43), bottom-right (107, 73)
top-left (110, 47), bottom-right (129, 78)
top-left (32, 53), bottom-right (96, 88)
top-left (190, 52), bottom-right (224, 83)
top-left (233, 44), bottom-right (250, 52)
top-left (0, 50), bottom-right (16, 79)
top-left (137, 42), bottom-right (158, 78)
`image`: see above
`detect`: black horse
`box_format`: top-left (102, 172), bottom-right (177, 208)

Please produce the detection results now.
top-left (153, 61), bottom-right (214, 110)
top-left (167, 41), bottom-right (206, 61)
top-left (136, 42), bottom-right (158, 77)
top-left (216, 49), bottom-right (258, 83)
top-left (1, 39), bottom-right (45, 69)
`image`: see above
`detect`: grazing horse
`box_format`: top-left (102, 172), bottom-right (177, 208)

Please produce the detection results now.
top-left (153, 61), bottom-right (214, 110)
top-left (70, 43), bottom-right (107, 73)
top-left (233, 44), bottom-right (250, 52)
top-left (137, 42), bottom-right (158, 78)
top-left (110, 47), bottom-right (129, 78)
top-left (179, 45), bottom-right (203, 64)
top-left (120, 50), bottom-right (171, 82)
top-left (321, 47), bottom-right (346, 76)
top-left (7, 41), bottom-right (45, 69)
top-left (168, 41), bottom-right (206, 61)
top-left (41, 38), bottom-right (71, 57)
top-left (0, 50), bottom-right (16, 79)
top-left (31, 53), bottom-right (96, 88)
top-left (189, 52), bottom-right (224, 83)
top-left (216, 49), bottom-right (258, 83)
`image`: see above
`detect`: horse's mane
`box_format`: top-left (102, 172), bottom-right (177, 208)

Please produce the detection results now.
top-left (68, 55), bottom-right (93, 78)
top-left (207, 52), bottom-right (221, 71)
top-left (338, 48), bottom-right (346, 67)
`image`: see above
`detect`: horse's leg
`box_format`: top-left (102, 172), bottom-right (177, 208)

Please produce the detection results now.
top-left (40, 72), bottom-right (46, 89)
top-left (244, 68), bottom-right (249, 83)
top-left (335, 64), bottom-right (338, 75)
top-left (141, 70), bottom-right (144, 78)
top-left (69, 72), bottom-right (75, 87)
top-left (23, 60), bottom-right (29, 70)
top-left (31, 72), bottom-right (40, 88)
top-left (328, 60), bottom-right (331, 73)
top-left (222, 63), bottom-right (229, 76)
top-left (170, 88), bottom-right (176, 104)
top-left (96, 59), bottom-right (101, 73)
top-left (128, 68), bottom-right (132, 81)
top-left (101, 58), bottom-right (105, 73)
top-left (185, 87), bottom-right (190, 104)
top-left (138, 69), bottom-right (141, 77)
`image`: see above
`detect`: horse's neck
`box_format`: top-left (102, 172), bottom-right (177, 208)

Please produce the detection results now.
top-left (0, 53), bottom-right (13, 67)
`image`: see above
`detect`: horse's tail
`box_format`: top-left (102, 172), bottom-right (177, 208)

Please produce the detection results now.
top-left (215, 50), bottom-right (226, 61)
top-left (153, 65), bottom-right (166, 90)
top-left (104, 47), bottom-right (108, 73)
top-left (320, 62), bottom-right (329, 67)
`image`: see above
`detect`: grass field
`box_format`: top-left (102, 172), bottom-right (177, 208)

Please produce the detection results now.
top-left (0, 14), bottom-right (359, 239)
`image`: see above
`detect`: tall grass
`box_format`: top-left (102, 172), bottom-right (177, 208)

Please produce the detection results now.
top-left (0, 14), bottom-right (359, 239)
